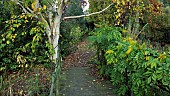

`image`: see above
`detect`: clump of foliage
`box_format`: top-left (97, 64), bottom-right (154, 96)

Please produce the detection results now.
top-left (0, 14), bottom-right (52, 73)
top-left (89, 27), bottom-right (170, 96)
top-left (88, 27), bottom-right (122, 76)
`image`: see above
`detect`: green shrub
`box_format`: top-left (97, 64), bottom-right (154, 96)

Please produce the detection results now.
top-left (0, 14), bottom-right (52, 72)
top-left (106, 38), bottom-right (170, 96)
top-left (88, 27), bottom-right (122, 76)
top-left (89, 27), bottom-right (170, 95)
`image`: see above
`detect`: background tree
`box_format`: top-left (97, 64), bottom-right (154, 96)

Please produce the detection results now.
top-left (60, 0), bottom-right (86, 57)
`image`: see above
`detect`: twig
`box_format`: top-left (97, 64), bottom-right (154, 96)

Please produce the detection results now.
top-left (63, 3), bottom-right (114, 20)
top-left (135, 23), bottom-right (148, 39)
top-left (25, 91), bottom-right (32, 96)
top-left (16, 2), bottom-right (30, 14)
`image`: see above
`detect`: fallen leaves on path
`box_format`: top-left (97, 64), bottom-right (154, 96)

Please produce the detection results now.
top-left (62, 38), bottom-right (95, 69)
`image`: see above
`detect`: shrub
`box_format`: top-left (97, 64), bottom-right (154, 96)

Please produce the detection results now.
top-left (106, 37), bottom-right (170, 95)
top-left (89, 27), bottom-right (170, 95)
top-left (0, 14), bottom-right (52, 72)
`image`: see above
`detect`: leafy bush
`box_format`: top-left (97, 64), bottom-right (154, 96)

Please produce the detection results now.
top-left (0, 14), bottom-right (52, 72)
top-left (88, 27), bottom-right (122, 76)
top-left (89, 27), bottom-right (170, 95)
top-left (106, 37), bottom-right (170, 96)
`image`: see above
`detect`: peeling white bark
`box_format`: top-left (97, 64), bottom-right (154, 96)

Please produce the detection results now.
top-left (52, 19), bottom-right (60, 60)
top-left (81, 0), bottom-right (90, 13)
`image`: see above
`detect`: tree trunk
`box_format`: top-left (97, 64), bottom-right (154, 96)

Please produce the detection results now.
top-left (49, 2), bottom-right (64, 95)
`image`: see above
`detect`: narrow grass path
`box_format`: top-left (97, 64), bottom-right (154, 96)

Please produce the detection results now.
top-left (60, 38), bottom-right (115, 96)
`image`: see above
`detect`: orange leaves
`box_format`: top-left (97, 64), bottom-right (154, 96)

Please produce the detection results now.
top-left (112, 0), bottom-right (116, 3)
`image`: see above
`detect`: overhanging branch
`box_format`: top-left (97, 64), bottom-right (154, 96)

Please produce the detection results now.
top-left (63, 3), bottom-right (114, 20)
top-left (16, 1), bottom-right (30, 13)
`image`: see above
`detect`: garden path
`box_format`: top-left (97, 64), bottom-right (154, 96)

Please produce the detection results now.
top-left (60, 38), bottom-right (116, 96)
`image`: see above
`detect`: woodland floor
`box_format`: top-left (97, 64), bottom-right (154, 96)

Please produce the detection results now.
top-left (60, 38), bottom-right (115, 96)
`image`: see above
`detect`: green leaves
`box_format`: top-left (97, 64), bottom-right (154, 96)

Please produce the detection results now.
top-left (0, 14), bottom-right (51, 72)
top-left (102, 35), bottom-right (170, 95)
top-left (88, 27), bottom-right (122, 50)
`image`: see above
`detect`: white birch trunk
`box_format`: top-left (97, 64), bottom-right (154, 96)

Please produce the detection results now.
top-left (49, 1), bottom-right (64, 95)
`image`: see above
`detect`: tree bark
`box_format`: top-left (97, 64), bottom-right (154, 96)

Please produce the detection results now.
top-left (49, 1), bottom-right (64, 95)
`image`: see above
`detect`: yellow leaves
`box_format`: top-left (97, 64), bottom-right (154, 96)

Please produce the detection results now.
top-left (2, 38), bottom-right (5, 41)
top-left (32, 27), bottom-right (40, 32)
top-left (6, 41), bottom-right (10, 44)
top-left (123, 38), bottom-right (127, 42)
top-left (31, 1), bottom-right (37, 12)
top-left (122, 29), bottom-right (128, 33)
top-left (127, 37), bottom-right (133, 41)
top-left (27, 14), bottom-right (32, 18)
top-left (94, 23), bottom-right (102, 28)
top-left (24, 20), bottom-right (29, 23)
top-left (106, 50), bottom-right (114, 54)
top-left (37, 8), bottom-right (42, 12)
top-left (145, 56), bottom-right (150, 60)
top-left (17, 54), bottom-right (26, 64)
top-left (43, 5), bottom-right (47, 10)
top-left (32, 1), bottom-right (46, 12)
top-left (11, 15), bottom-right (17, 19)
top-left (11, 20), bottom-right (14, 23)
top-left (144, 51), bottom-right (149, 55)
top-left (117, 0), bottom-right (121, 5)
top-left (126, 37), bottom-right (137, 45)
top-left (112, 0), bottom-right (116, 3)
top-left (126, 46), bottom-right (132, 54)
top-left (16, 23), bottom-right (21, 28)
top-left (13, 23), bottom-right (21, 28)
top-left (158, 53), bottom-right (167, 60)
top-left (20, 15), bottom-right (25, 18)
top-left (115, 15), bottom-right (119, 19)
top-left (10, 26), bottom-right (15, 31)
top-left (122, 1), bottom-right (125, 5)
top-left (129, 40), bottom-right (137, 45)
top-left (123, 37), bottom-right (136, 45)
top-left (10, 34), bottom-right (17, 41)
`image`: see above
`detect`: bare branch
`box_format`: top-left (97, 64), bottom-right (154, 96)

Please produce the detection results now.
top-left (135, 23), bottom-right (148, 39)
top-left (26, 7), bottom-right (34, 13)
top-left (63, 3), bottom-right (114, 20)
top-left (16, 2), bottom-right (30, 13)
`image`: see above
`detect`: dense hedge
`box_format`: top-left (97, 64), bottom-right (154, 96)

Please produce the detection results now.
top-left (89, 27), bottom-right (170, 96)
